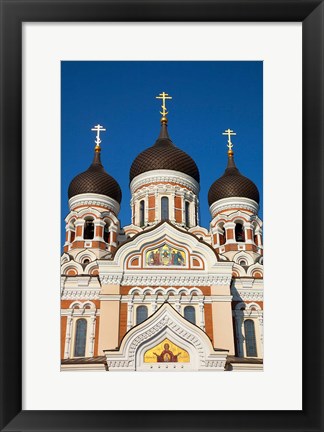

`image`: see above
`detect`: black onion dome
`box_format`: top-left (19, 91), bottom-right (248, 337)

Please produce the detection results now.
top-left (130, 123), bottom-right (200, 183)
top-left (208, 153), bottom-right (259, 206)
top-left (68, 151), bottom-right (122, 203)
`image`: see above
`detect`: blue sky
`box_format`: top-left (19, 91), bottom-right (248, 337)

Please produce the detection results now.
top-left (61, 61), bottom-right (263, 247)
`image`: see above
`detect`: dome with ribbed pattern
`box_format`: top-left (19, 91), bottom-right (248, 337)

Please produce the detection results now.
top-left (208, 153), bottom-right (259, 206)
top-left (130, 123), bottom-right (200, 183)
top-left (68, 151), bottom-right (122, 203)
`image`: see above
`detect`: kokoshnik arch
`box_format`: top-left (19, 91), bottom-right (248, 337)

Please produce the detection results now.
top-left (61, 92), bottom-right (263, 372)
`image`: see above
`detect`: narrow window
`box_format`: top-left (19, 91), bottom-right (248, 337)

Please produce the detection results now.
top-left (84, 219), bottom-right (94, 240)
top-left (139, 200), bottom-right (145, 227)
top-left (244, 319), bottom-right (257, 357)
top-left (235, 223), bottom-right (245, 242)
top-left (104, 223), bottom-right (110, 243)
top-left (161, 197), bottom-right (169, 220)
top-left (136, 306), bottom-right (148, 325)
top-left (185, 201), bottom-right (190, 227)
top-left (184, 306), bottom-right (196, 324)
top-left (74, 319), bottom-right (87, 357)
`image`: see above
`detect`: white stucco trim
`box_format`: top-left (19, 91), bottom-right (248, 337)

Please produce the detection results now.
top-left (130, 169), bottom-right (200, 195)
top-left (103, 302), bottom-right (228, 371)
top-left (210, 197), bottom-right (259, 216)
top-left (228, 363), bottom-right (263, 371)
top-left (69, 193), bottom-right (120, 215)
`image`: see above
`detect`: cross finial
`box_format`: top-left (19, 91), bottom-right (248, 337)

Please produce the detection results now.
top-left (222, 128), bottom-right (236, 154)
top-left (91, 124), bottom-right (106, 152)
top-left (156, 92), bottom-right (172, 123)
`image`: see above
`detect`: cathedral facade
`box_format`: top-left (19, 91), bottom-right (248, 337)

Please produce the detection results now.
top-left (61, 94), bottom-right (263, 372)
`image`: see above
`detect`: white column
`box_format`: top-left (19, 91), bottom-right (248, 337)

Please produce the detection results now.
top-left (190, 199), bottom-right (195, 228)
top-left (174, 297), bottom-right (181, 313)
top-left (212, 226), bottom-right (221, 247)
top-left (224, 222), bottom-right (236, 244)
top-left (255, 227), bottom-right (263, 246)
top-left (180, 192), bottom-right (185, 225)
top-left (74, 220), bottom-right (84, 240)
top-left (130, 197), bottom-right (134, 225)
top-left (94, 220), bottom-right (105, 241)
top-left (170, 192), bottom-right (175, 223)
top-left (145, 191), bottom-right (149, 225)
top-left (109, 225), bottom-right (118, 249)
top-left (64, 224), bottom-right (71, 246)
top-left (127, 300), bottom-right (134, 331)
top-left (64, 315), bottom-right (73, 359)
top-left (244, 222), bottom-right (253, 244)
top-left (151, 296), bottom-right (158, 313)
top-left (258, 312), bottom-right (264, 356)
top-left (199, 299), bottom-right (205, 330)
top-left (154, 188), bottom-right (159, 223)
top-left (89, 315), bottom-right (96, 357)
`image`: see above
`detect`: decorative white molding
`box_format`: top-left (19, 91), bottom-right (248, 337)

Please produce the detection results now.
top-left (104, 303), bottom-right (228, 371)
top-left (231, 289), bottom-right (263, 302)
top-left (69, 193), bottom-right (120, 215)
top-left (100, 273), bottom-right (232, 286)
top-left (100, 273), bottom-right (123, 285)
top-left (210, 197), bottom-right (259, 217)
top-left (128, 286), bottom-right (203, 296)
top-left (61, 288), bottom-right (101, 300)
top-left (130, 169), bottom-right (200, 196)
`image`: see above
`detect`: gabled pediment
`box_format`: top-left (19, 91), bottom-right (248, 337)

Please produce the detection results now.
top-left (98, 222), bottom-right (233, 280)
top-left (104, 302), bottom-right (228, 371)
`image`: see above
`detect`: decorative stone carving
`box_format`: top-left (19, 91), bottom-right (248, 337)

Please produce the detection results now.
top-left (231, 289), bottom-right (263, 301)
top-left (100, 274), bottom-right (232, 286)
top-left (61, 289), bottom-right (101, 300)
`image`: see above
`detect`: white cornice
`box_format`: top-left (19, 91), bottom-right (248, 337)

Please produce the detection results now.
top-left (210, 197), bottom-right (259, 216)
top-left (130, 170), bottom-right (200, 195)
top-left (69, 193), bottom-right (120, 215)
top-left (231, 288), bottom-right (263, 302)
top-left (61, 288), bottom-right (101, 300)
top-left (100, 273), bottom-right (232, 286)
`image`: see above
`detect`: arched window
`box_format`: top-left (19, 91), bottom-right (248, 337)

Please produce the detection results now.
top-left (84, 218), bottom-right (94, 240)
top-left (161, 197), bottom-right (169, 220)
top-left (244, 319), bottom-right (257, 357)
top-left (184, 306), bottom-right (196, 324)
top-left (104, 223), bottom-right (110, 243)
top-left (136, 306), bottom-right (148, 325)
top-left (235, 223), bottom-right (245, 242)
top-left (185, 201), bottom-right (190, 227)
top-left (139, 200), bottom-right (145, 227)
top-left (74, 318), bottom-right (87, 357)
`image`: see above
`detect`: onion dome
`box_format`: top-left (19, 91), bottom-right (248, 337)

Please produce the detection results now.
top-left (68, 125), bottom-right (122, 203)
top-left (130, 121), bottom-right (200, 183)
top-left (208, 132), bottom-right (259, 206)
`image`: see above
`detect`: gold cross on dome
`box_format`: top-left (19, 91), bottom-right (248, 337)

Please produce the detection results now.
top-left (91, 124), bottom-right (106, 151)
top-left (222, 128), bottom-right (236, 151)
top-left (156, 92), bottom-right (172, 118)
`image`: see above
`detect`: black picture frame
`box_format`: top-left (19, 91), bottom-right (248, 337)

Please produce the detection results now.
top-left (0, 1), bottom-right (323, 431)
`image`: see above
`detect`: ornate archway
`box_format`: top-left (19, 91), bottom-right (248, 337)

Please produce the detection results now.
top-left (104, 302), bottom-right (228, 371)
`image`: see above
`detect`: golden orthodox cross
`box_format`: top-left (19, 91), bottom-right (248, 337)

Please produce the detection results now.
top-left (91, 124), bottom-right (106, 147)
top-left (156, 92), bottom-right (172, 117)
top-left (222, 128), bottom-right (236, 151)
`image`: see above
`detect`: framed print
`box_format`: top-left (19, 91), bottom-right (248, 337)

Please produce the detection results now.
top-left (0, 0), bottom-right (323, 431)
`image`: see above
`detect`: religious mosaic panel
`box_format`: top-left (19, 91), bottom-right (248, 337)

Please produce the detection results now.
top-left (145, 244), bottom-right (186, 267)
top-left (144, 339), bottom-right (190, 363)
